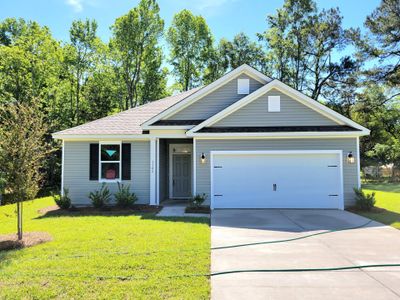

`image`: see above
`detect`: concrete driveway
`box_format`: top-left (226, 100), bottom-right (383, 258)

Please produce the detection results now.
top-left (211, 209), bottom-right (400, 300)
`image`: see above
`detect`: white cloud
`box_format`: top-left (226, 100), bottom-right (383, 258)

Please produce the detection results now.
top-left (195, 0), bottom-right (237, 13)
top-left (66, 0), bottom-right (83, 12)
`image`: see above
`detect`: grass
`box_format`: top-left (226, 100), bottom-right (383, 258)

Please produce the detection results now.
top-left (358, 182), bottom-right (400, 229)
top-left (0, 197), bottom-right (210, 299)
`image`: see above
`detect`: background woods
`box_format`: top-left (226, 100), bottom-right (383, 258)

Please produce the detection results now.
top-left (0, 0), bottom-right (399, 204)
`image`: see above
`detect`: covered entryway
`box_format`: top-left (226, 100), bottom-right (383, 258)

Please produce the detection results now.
top-left (211, 150), bottom-right (343, 209)
top-left (158, 139), bottom-right (193, 203)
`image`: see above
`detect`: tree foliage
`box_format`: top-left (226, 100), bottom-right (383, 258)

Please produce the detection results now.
top-left (167, 9), bottom-right (214, 91)
top-left (111, 0), bottom-right (165, 108)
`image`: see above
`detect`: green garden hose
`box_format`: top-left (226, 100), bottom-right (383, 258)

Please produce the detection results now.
top-left (212, 220), bottom-right (373, 250)
top-left (210, 264), bottom-right (400, 276)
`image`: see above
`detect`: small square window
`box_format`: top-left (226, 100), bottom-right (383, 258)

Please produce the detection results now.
top-left (100, 143), bottom-right (121, 181)
top-left (237, 79), bottom-right (250, 94)
top-left (268, 96), bottom-right (281, 112)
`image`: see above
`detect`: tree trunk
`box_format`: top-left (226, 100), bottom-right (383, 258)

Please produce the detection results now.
top-left (17, 200), bottom-right (23, 240)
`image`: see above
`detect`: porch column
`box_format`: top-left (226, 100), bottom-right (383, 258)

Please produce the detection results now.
top-left (149, 138), bottom-right (157, 205)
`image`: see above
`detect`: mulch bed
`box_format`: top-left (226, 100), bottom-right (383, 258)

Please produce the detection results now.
top-left (38, 204), bottom-right (163, 217)
top-left (185, 206), bottom-right (211, 214)
top-left (346, 206), bottom-right (386, 213)
top-left (0, 232), bottom-right (52, 251)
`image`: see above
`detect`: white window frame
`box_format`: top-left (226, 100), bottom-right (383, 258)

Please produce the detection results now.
top-left (268, 95), bottom-right (281, 112)
top-left (237, 78), bottom-right (250, 94)
top-left (99, 141), bottom-right (122, 183)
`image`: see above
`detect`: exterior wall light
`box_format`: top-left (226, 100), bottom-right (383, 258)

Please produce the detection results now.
top-left (347, 151), bottom-right (355, 164)
top-left (200, 153), bottom-right (206, 164)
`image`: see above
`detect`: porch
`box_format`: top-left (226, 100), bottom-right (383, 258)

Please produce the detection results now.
top-left (154, 138), bottom-right (195, 205)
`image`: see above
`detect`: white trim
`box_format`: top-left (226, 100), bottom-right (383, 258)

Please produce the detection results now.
top-left (99, 141), bottom-right (122, 183)
top-left (169, 144), bottom-right (192, 199)
top-left (188, 131), bottom-right (368, 138)
top-left (193, 138), bottom-right (197, 196)
top-left (61, 140), bottom-right (65, 196)
top-left (156, 138), bottom-right (160, 205)
top-left (144, 125), bottom-right (194, 130)
top-left (53, 134), bottom-right (188, 141)
top-left (194, 135), bottom-right (361, 140)
top-left (189, 80), bottom-right (370, 135)
top-left (141, 64), bottom-right (271, 128)
top-left (210, 150), bottom-right (344, 210)
top-left (357, 137), bottom-right (361, 189)
top-left (338, 150), bottom-right (345, 210)
top-left (149, 138), bottom-right (156, 205)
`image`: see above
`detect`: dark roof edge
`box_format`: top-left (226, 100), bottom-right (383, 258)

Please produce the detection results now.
top-left (198, 125), bottom-right (361, 133)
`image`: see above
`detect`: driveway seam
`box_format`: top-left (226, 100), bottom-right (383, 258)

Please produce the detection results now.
top-left (316, 227), bottom-right (400, 298)
top-left (277, 210), bottom-right (307, 231)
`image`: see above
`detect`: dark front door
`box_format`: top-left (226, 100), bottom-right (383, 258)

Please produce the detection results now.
top-left (172, 154), bottom-right (191, 198)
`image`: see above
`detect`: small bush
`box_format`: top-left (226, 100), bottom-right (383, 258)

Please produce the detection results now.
top-left (190, 193), bottom-right (207, 208)
top-left (354, 187), bottom-right (376, 211)
top-left (89, 184), bottom-right (112, 208)
top-left (53, 188), bottom-right (71, 209)
top-left (115, 183), bottom-right (137, 208)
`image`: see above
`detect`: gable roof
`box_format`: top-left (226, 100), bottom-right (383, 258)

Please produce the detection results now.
top-left (52, 88), bottom-right (199, 139)
top-left (188, 80), bottom-right (370, 136)
top-left (141, 64), bottom-right (272, 129)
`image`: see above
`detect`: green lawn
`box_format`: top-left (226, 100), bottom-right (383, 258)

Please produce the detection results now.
top-left (0, 197), bottom-right (210, 299)
top-left (358, 183), bottom-right (400, 229)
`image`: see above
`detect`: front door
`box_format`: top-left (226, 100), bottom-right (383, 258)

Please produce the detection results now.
top-left (172, 154), bottom-right (192, 198)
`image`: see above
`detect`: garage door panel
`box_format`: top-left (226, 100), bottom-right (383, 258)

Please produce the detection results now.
top-left (212, 152), bottom-right (342, 209)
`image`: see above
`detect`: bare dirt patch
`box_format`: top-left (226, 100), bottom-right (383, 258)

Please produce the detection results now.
top-left (0, 232), bottom-right (52, 251)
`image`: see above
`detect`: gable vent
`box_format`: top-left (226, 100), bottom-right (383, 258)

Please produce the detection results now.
top-left (237, 78), bottom-right (250, 94)
top-left (268, 96), bottom-right (281, 112)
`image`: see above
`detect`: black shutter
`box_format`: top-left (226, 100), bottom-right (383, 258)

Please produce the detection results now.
top-left (122, 143), bottom-right (131, 180)
top-left (89, 143), bottom-right (99, 180)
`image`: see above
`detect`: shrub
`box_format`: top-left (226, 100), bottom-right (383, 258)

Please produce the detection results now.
top-left (53, 188), bottom-right (71, 209)
top-left (190, 193), bottom-right (207, 208)
top-left (114, 183), bottom-right (137, 208)
top-left (89, 184), bottom-right (112, 208)
top-left (354, 187), bottom-right (376, 211)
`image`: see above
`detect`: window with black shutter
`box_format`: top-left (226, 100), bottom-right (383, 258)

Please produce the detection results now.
top-left (122, 143), bottom-right (131, 180)
top-left (89, 143), bottom-right (99, 180)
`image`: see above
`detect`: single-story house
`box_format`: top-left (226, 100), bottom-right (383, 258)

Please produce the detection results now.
top-left (53, 64), bottom-right (370, 209)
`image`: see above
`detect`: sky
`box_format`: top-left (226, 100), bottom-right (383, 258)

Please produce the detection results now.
top-left (0, 0), bottom-right (381, 45)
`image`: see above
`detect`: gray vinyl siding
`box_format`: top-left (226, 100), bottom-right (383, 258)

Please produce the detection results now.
top-left (213, 89), bottom-right (338, 127)
top-left (165, 75), bottom-right (264, 120)
top-left (63, 141), bottom-right (150, 206)
top-left (195, 138), bottom-right (358, 207)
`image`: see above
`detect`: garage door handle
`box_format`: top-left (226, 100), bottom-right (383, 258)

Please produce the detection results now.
top-left (214, 194), bottom-right (223, 197)
top-left (273, 184), bottom-right (277, 191)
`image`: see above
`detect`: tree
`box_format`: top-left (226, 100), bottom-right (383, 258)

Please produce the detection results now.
top-left (0, 18), bottom-right (63, 104)
top-left (67, 19), bottom-right (99, 125)
top-left (0, 102), bottom-right (51, 239)
top-left (366, 139), bottom-right (400, 179)
top-left (219, 33), bottom-right (267, 72)
top-left (111, 0), bottom-right (165, 109)
top-left (258, 0), bottom-right (354, 101)
top-left (352, 0), bottom-right (400, 89)
top-left (352, 84), bottom-right (400, 167)
top-left (167, 9), bottom-right (214, 91)
top-left (259, 0), bottom-right (315, 89)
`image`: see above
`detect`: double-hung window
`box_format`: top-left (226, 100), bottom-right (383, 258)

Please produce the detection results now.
top-left (99, 142), bottom-right (121, 181)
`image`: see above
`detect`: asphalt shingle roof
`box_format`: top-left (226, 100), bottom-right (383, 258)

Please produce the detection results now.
top-left (54, 88), bottom-right (200, 136)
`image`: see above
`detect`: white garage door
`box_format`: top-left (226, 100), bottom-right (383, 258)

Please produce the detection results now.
top-left (211, 151), bottom-right (343, 209)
